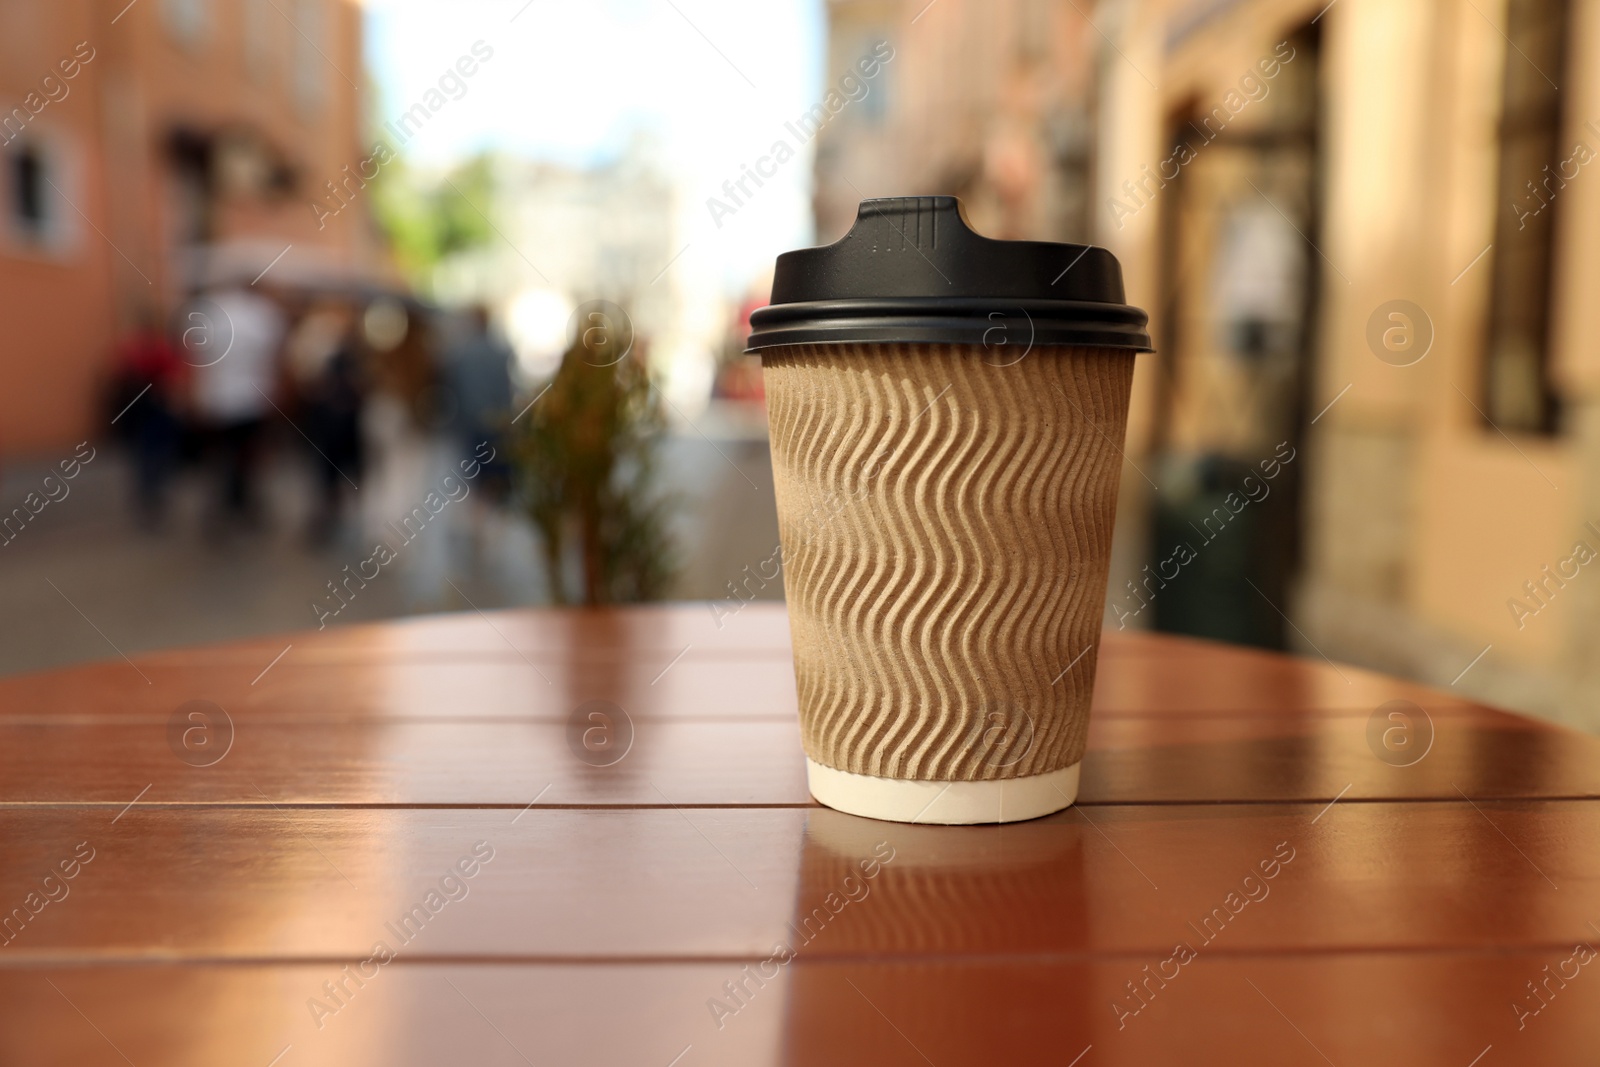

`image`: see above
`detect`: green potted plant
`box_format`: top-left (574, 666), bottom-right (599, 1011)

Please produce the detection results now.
top-left (511, 312), bottom-right (677, 605)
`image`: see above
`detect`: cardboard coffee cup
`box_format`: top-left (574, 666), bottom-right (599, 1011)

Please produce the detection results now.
top-left (748, 197), bottom-right (1151, 825)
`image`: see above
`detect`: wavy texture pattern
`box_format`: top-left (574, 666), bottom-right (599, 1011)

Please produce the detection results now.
top-left (764, 343), bottom-right (1135, 782)
top-left (794, 812), bottom-right (1084, 953)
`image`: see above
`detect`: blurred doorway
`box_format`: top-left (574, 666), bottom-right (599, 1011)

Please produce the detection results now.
top-left (1145, 24), bottom-right (1323, 649)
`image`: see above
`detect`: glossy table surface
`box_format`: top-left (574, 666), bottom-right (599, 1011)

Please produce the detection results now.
top-left (1, 603), bottom-right (1594, 1065)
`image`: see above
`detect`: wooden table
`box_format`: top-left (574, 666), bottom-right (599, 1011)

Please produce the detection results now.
top-left (1, 603), bottom-right (1595, 1065)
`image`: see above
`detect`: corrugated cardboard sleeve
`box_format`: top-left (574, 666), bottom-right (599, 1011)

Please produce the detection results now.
top-left (763, 342), bottom-right (1134, 783)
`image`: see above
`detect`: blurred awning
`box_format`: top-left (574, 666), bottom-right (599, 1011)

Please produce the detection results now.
top-left (176, 239), bottom-right (413, 302)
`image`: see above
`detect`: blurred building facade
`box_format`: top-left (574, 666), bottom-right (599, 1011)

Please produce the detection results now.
top-left (0, 0), bottom-right (375, 454)
top-left (818, 0), bottom-right (1600, 726)
top-left (1098, 0), bottom-right (1600, 727)
top-left (816, 0), bottom-right (1100, 243)
top-left (428, 142), bottom-right (746, 423)
top-left (432, 143), bottom-right (679, 381)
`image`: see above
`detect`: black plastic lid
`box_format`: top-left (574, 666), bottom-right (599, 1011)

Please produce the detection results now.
top-left (746, 196), bottom-right (1152, 353)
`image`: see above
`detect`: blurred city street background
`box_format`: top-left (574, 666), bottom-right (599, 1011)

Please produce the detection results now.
top-left (4, 0), bottom-right (1600, 731)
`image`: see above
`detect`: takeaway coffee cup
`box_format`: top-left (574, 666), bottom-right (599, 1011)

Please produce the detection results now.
top-left (747, 196), bottom-right (1151, 825)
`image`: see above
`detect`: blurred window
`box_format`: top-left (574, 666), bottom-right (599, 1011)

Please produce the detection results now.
top-left (10, 146), bottom-right (45, 234)
top-left (161, 0), bottom-right (209, 49)
top-left (1482, 0), bottom-right (1571, 435)
top-left (5, 138), bottom-right (79, 254)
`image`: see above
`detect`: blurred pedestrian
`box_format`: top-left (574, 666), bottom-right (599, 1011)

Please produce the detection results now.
top-left (289, 303), bottom-right (366, 545)
top-left (186, 283), bottom-right (286, 535)
top-left (109, 305), bottom-right (187, 528)
top-left (443, 304), bottom-right (513, 498)
top-left (366, 298), bottom-right (436, 434)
